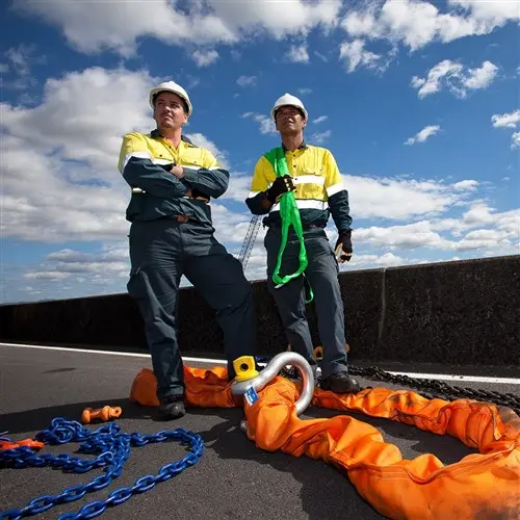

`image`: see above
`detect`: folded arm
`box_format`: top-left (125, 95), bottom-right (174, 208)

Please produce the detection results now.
top-left (181, 157), bottom-right (230, 199)
top-left (118, 133), bottom-right (189, 198)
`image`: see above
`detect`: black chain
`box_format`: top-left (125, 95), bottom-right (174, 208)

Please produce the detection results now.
top-left (347, 365), bottom-right (520, 416)
top-left (275, 362), bottom-right (520, 416)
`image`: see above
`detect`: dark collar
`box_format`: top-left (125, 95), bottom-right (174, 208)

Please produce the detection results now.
top-left (282, 139), bottom-right (308, 152)
top-left (151, 129), bottom-right (194, 145)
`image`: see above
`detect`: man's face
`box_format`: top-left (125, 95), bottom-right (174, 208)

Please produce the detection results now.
top-left (275, 105), bottom-right (306, 134)
top-left (153, 92), bottom-right (188, 130)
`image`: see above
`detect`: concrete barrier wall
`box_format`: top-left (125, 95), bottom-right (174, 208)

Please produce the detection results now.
top-left (1, 255), bottom-right (519, 367)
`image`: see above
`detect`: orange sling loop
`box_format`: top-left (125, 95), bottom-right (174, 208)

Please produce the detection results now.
top-left (130, 366), bottom-right (520, 520)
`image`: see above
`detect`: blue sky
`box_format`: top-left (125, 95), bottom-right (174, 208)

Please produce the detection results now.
top-left (1, 0), bottom-right (519, 304)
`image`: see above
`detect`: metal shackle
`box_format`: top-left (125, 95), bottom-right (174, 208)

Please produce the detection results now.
top-left (231, 351), bottom-right (315, 431)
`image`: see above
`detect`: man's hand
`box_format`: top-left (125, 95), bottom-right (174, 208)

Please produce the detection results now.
top-left (170, 165), bottom-right (184, 178)
top-left (334, 229), bottom-right (353, 263)
top-left (265, 175), bottom-right (295, 203)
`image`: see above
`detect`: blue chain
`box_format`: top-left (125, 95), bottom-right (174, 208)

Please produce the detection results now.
top-left (0, 417), bottom-right (204, 520)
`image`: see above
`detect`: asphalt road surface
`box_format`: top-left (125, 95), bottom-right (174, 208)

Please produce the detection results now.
top-left (1, 344), bottom-right (519, 520)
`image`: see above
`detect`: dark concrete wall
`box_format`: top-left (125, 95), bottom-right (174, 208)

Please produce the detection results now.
top-left (1, 255), bottom-right (519, 367)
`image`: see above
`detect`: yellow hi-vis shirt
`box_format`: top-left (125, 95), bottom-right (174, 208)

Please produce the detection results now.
top-left (117, 129), bottom-right (229, 223)
top-left (118, 130), bottom-right (220, 178)
top-left (246, 142), bottom-right (352, 231)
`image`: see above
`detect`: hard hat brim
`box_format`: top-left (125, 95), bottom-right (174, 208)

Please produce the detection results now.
top-left (149, 85), bottom-right (192, 116)
top-left (271, 104), bottom-right (308, 122)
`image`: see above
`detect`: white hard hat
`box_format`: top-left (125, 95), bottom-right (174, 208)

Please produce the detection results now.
top-left (271, 93), bottom-right (308, 121)
top-left (149, 80), bottom-right (193, 116)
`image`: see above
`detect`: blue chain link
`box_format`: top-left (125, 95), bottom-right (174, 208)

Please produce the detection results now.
top-left (0, 417), bottom-right (204, 519)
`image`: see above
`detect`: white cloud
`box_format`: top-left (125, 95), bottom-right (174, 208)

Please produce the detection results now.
top-left (492, 109), bottom-right (520, 129)
top-left (242, 112), bottom-right (276, 134)
top-left (32, 247), bottom-right (129, 277)
top-left (298, 88), bottom-right (313, 95)
top-left (221, 174), bottom-right (254, 204)
top-left (185, 132), bottom-right (230, 169)
top-left (286, 44), bottom-right (309, 63)
top-left (13, 0), bottom-right (234, 56)
top-left (463, 61), bottom-right (499, 90)
top-left (237, 75), bottom-right (257, 87)
top-left (24, 271), bottom-right (70, 281)
top-left (312, 130), bottom-right (332, 144)
top-left (313, 115), bottom-right (328, 124)
top-left (5, 44), bottom-right (34, 77)
top-left (405, 125), bottom-right (441, 145)
top-left (339, 39), bottom-right (382, 73)
top-left (411, 59), bottom-right (498, 99)
top-left (411, 60), bottom-right (463, 97)
top-left (203, 0), bottom-right (343, 40)
top-left (491, 109), bottom-right (520, 149)
top-left (3, 43), bottom-right (45, 91)
top-left (191, 49), bottom-right (219, 67)
top-left (14, 0), bottom-right (342, 56)
top-left (0, 66), bottom-right (234, 242)
top-left (453, 180), bottom-right (478, 191)
top-left (344, 174), bottom-right (477, 221)
top-left (449, 0), bottom-right (520, 28)
top-left (341, 0), bottom-right (520, 51)
top-left (345, 252), bottom-right (411, 269)
top-left (354, 204), bottom-right (520, 253)
top-left (314, 51), bottom-right (329, 62)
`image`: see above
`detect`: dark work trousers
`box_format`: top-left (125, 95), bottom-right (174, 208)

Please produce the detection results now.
top-left (264, 226), bottom-right (349, 379)
top-left (127, 218), bottom-right (257, 402)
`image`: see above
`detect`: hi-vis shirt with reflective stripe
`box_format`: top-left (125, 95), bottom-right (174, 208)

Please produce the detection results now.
top-left (118, 130), bottom-right (229, 224)
top-left (245, 143), bottom-right (352, 231)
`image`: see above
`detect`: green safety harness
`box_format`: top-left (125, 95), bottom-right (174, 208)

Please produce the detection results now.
top-left (263, 147), bottom-right (314, 303)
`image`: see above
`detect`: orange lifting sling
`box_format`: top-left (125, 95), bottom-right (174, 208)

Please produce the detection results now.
top-left (130, 365), bottom-right (520, 520)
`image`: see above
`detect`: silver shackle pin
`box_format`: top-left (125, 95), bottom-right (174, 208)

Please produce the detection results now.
top-left (230, 352), bottom-right (315, 432)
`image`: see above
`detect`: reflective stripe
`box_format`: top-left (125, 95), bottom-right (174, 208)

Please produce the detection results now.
top-left (270, 199), bottom-right (328, 212)
top-left (294, 175), bottom-right (325, 186)
top-left (121, 152), bottom-right (173, 173)
top-left (153, 158), bottom-right (174, 166)
top-left (179, 164), bottom-right (221, 171)
top-left (327, 182), bottom-right (344, 197)
top-left (121, 151), bottom-right (151, 172)
top-left (248, 191), bottom-right (261, 198)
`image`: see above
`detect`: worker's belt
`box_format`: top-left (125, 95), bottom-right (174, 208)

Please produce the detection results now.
top-left (268, 223), bottom-right (326, 231)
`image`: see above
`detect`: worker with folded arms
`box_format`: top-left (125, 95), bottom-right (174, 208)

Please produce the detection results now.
top-left (118, 80), bottom-right (258, 420)
top-left (245, 93), bottom-right (360, 394)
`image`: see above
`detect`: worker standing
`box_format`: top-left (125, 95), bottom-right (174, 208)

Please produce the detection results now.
top-left (245, 93), bottom-right (360, 394)
top-left (118, 80), bottom-right (258, 420)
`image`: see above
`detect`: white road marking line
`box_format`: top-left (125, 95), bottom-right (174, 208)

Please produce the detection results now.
top-left (1, 342), bottom-right (519, 385)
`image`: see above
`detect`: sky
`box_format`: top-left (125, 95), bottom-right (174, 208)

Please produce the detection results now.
top-left (1, 0), bottom-right (519, 304)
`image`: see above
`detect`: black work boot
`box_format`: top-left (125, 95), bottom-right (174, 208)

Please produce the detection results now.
top-left (320, 371), bottom-right (360, 394)
top-left (158, 395), bottom-right (185, 420)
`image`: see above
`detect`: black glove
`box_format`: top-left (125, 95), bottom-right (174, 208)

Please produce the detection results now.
top-left (265, 175), bottom-right (295, 203)
top-left (334, 229), bottom-right (353, 263)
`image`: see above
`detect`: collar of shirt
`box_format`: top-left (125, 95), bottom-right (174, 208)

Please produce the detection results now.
top-left (282, 139), bottom-right (308, 155)
top-left (151, 128), bottom-right (194, 146)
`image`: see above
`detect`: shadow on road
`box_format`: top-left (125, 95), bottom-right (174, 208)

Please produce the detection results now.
top-left (0, 398), bottom-right (152, 435)
top-left (1, 395), bottom-right (477, 520)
